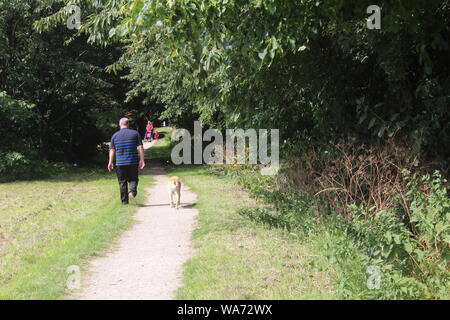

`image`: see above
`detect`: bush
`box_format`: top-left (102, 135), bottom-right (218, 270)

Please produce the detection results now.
top-left (225, 158), bottom-right (449, 299)
top-left (0, 152), bottom-right (72, 182)
top-left (343, 170), bottom-right (449, 298)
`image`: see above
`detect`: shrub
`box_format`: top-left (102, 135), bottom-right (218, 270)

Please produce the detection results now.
top-left (283, 139), bottom-right (436, 217)
top-left (319, 169), bottom-right (449, 299)
top-left (0, 152), bottom-right (72, 182)
top-left (226, 151), bottom-right (449, 299)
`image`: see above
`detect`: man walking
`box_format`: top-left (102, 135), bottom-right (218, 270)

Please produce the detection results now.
top-left (108, 118), bottom-right (145, 205)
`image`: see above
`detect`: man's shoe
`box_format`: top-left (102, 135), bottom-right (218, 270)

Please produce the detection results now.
top-left (129, 192), bottom-right (137, 205)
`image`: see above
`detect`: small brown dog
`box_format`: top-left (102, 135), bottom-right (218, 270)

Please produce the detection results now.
top-left (168, 176), bottom-right (181, 209)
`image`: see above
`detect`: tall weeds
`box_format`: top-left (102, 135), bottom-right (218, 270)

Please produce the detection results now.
top-left (221, 139), bottom-right (449, 299)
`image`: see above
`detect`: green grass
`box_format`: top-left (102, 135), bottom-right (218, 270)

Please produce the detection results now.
top-left (0, 126), bottom-right (339, 300)
top-left (148, 127), bottom-right (173, 159)
top-left (0, 168), bottom-right (153, 299)
top-left (160, 160), bottom-right (337, 299)
top-left (147, 126), bottom-right (340, 299)
top-left (166, 165), bottom-right (340, 299)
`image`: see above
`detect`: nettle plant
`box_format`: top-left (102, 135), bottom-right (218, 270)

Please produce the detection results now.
top-left (404, 170), bottom-right (450, 254)
top-left (403, 170), bottom-right (450, 292)
top-left (348, 170), bottom-right (450, 298)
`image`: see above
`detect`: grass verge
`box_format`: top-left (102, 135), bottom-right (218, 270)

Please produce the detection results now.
top-left (0, 167), bottom-right (153, 299)
top-left (148, 127), bottom-right (173, 160)
top-left (145, 127), bottom-right (340, 299)
top-left (166, 164), bottom-right (341, 299)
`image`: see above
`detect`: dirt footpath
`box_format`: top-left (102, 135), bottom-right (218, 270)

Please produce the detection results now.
top-left (73, 144), bottom-right (197, 300)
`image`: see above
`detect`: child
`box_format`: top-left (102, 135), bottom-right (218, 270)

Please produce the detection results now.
top-left (145, 121), bottom-right (153, 142)
top-left (153, 130), bottom-right (159, 140)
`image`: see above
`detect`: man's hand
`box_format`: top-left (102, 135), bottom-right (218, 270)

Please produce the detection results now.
top-left (108, 149), bottom-right (115, 172)
top-left (138, 145), bottom-right (145, 169)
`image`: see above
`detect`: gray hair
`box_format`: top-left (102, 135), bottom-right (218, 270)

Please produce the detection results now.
top-left (119, 117), bottom-right (129, 127)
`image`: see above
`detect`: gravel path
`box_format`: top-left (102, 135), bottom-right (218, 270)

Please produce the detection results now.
top-left (74, 142), bottom-right (197, 300)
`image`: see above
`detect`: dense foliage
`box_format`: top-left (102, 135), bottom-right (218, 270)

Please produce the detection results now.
top-left (39, 0), bottom-right (450, 162)
top-left (0, 0), bottom-right (162, 179)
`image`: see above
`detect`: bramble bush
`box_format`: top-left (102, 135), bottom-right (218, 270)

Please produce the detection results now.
top-left (223, 163), bottom-right (449, 299)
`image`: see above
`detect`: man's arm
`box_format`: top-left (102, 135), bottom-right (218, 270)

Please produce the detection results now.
top-left (108, 149), bottom-right (115, 172)
top-left (138, 145), bottom-right (145, 169)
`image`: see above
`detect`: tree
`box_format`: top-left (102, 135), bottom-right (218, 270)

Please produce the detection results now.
top-left (39, 0), bottom-right (449, 161)
top-left (0, 0), bottom-right (134, 163)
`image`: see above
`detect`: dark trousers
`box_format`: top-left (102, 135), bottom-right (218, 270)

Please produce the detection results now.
top-left (116, 164), bottom-right (139, 204)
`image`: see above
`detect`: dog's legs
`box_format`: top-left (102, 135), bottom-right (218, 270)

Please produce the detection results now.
top-left (176, 188), bottom-right (181, 209)
top-left (169, 189), bottom-right (175, 208)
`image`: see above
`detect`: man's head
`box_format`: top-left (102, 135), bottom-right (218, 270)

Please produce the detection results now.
top-left (119, 117), bottom-right (129, 129)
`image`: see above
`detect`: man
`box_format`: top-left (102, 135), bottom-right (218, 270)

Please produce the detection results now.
top-left (108, 118), bottom-right (145, 205)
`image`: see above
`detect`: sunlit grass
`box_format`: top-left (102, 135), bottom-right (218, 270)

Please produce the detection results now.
top-left (148, 127), bottom-right (173, 160)
top-left (0, 169), bottom-right (153, 299)
top-left (170, 165), bottom-right (340, 299)
top-left (147, 126), bottom-right (341, 299)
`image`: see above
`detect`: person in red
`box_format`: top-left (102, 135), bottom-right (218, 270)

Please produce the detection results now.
top-left (145, 121), bottom-right (153, 142)
top-left (153, 130), bottom-right (159, 140)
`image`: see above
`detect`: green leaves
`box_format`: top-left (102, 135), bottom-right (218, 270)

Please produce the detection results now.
top-left (264, 1), bottom-right (277, 15)
top-left (269, 36), bottom-right (279, 59)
